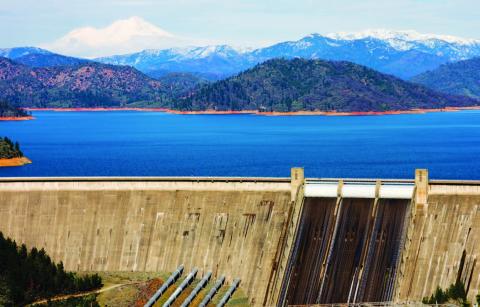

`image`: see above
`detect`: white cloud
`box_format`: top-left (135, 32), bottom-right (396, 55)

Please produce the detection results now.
top-left (41, 16), bottom-right (206, 58)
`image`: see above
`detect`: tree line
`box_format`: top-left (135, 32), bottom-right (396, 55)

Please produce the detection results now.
top-left (0, 232), bottom-right (102, 306)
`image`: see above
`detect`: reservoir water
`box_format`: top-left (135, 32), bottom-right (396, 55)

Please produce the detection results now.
top-left (1, 110), bottom-right (480, 179)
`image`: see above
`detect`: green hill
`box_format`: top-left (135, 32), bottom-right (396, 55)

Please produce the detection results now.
top-left (177, 58), bottom-right (478, 112)
top-left (411, 57), bottom-right (480, 99)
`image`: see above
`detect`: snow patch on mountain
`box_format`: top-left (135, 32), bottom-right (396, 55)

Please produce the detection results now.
top-left (326, 29), bottom-right (480, 45)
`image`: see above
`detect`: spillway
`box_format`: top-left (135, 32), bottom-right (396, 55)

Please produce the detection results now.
top-left (280, 180), bottom-right (413, 305)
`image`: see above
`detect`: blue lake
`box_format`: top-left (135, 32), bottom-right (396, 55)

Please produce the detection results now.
top-left (1, 110), bottom-right (480, 179)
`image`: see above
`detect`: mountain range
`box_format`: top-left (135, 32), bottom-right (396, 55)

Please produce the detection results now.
top-left (96, 29), bottom-right (480, 80)
top-left (412, 57), bottom-right (480, 99)
top-left (1, 29), bottom-right (480, 112)
top-left (3, 29), bottom-right (480, 81)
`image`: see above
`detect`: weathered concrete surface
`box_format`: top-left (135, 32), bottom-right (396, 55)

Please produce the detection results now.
top-left (4, 170), bottom-right (480, 306)
top-left (0, 178), bottom-right (292, 306)
top-left (395, 180), bottom-right (480, 303)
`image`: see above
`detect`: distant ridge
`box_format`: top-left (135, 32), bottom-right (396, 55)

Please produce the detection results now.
top-left (179, 58), bottom-right (479, 112)
top-left (412, 57), bottom-right (480, 99)
top-left (14, 53), bottom-right (91, 67)
top-left (0, 47), bottom-right (93, 68)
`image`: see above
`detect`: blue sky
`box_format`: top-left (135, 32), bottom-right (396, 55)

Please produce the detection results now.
top-left (1, 0), bottom-right (479, 55)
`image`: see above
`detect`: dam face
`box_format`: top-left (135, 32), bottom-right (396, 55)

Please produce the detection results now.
top-left (2, 169), bottom-right (480, 306)
top-left (0, 178), bottom-right (294, 306)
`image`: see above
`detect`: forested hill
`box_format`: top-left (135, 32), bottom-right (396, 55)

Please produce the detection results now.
top-left (411, 57), bottom-right (480, 99)
top-left (178, 58), bottom-right (479, 112)
top-left (0, 101), bottom-right (30, 117)
top-left (0, 57), bottom-right (169, 108)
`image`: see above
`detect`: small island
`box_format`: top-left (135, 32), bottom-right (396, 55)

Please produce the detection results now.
top-left (0, 101), bottom-right (33, 120)
top-left (0, 137), bottom-right (31, 167)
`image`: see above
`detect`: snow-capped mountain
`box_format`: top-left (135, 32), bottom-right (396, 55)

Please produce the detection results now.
top-left (4, 30), bottom-right (480, 80)
top-left (95, 30), bottom-right (480, 80)
top-left (325, 29), bottom-right (480, 59)
top-left (326, 29), bottom-right (479, 46)
top-left (96, 45), bottom-right (252, 79)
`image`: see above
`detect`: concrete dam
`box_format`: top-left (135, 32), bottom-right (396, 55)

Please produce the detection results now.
top-left (1, 169), bottom-right (480, 306)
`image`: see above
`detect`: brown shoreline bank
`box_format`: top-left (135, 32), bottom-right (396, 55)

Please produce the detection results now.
top-left (0, 157), bottom-right (32, 167)
top-left (24, 106), bottom-right (480, 116)
top-left (0, 116), bottom-right (35, 121)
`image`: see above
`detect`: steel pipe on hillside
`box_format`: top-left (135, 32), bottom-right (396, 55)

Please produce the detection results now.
top-left (180, 271), bottom-right (212, 307)
top-left (163, 268), bottom-right (198, 307)
top-left (199, 276), bottom-right (225, 307)
top-left (144, 265), bottom-right (184, 307)
top-left (217, 279), bottom-right (241, 307)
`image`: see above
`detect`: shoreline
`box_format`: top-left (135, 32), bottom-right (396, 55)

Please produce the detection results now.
top-left (0, 157), bottom-right (32, 167)
top-left (0, 116), bottom-right (35, 121)
top-left (24, 106), bottom-right (480, 116)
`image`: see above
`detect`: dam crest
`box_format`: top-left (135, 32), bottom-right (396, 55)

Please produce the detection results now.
top-left (1, 169), bottom-right (480, 306)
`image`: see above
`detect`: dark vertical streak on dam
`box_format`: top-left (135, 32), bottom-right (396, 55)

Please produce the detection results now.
top-left (284, 197), bottom-right (337, 303)
top-left (319, 198), bottom-right (374, 304)
top-left (283, 196), bottom-right (410, 305)
top-left (357, 198), bottom-right (410, 303)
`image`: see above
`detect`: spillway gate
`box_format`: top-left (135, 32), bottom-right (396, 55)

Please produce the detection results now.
top-left (279, 179), bottom-right (415, 306)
